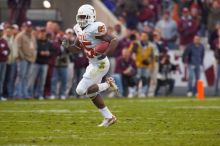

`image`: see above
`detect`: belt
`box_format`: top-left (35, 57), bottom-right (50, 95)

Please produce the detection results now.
top-left (97, 54), bottom-right (106, 60)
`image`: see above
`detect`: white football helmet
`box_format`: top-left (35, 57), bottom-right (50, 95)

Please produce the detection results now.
top-left (76, 4), bottom-right (96, 28)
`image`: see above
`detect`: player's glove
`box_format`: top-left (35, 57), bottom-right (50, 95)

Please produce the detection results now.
top-left (61, 38), bottom-right (70, 49)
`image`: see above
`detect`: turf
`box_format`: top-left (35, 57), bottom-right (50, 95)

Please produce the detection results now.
top-left (0, 97), bottom-right (220, 146)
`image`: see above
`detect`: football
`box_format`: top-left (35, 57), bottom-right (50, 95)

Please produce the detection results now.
top-left (94, 41), bottom-right (109, 54)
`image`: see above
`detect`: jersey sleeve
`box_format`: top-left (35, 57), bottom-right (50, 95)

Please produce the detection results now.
top-left (93, 22), bottom-right (107, 36)
top-left (73, 24), bottom-right (80, 35)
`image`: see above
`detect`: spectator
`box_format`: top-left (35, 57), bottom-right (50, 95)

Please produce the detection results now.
top-left (155, 49), bottom-right (175, 96)
top-left (6, 24), bottom-right (19, 97)
top-left (138, 0), bottom-right (156, 24)
top-left (129, 32), bottom-right (156, 97)
top-left (124, 1), bottom-right (139, 30)
top-left (50, 35), bottom-right (69, 100)
top-left (207, 0), bottom-right (220, 33)
top-left (0, 25), bottom-right (10, 101)
top-left (209, 22), bottom-right (220, 50)
top-left (28, 28), bottom-right (52, 100)
top-left (214, 28), bottom-right (220, 96)
top-left (115, 48), bottom-right (137, 97)
top-left (178, 8), bottom-right (199, 51)
top-left (156, 11), bottom-right (178, 49)
top-left (113, 29), bottom-right (136, 58)
top-left (64, 28), bottom-right (76, 97)
top-left (7, 0), bottom-right (32, 26)
top-left (3, 25), bottom-right (14, 97)
top-left (14, 21), bottom-right (37, 98)
top-left (44, 32), bottom-right (60, 98)
top-left (183, 35), bottom-right (205, 97)
top-left (72, 52), bottom-right (88, 97)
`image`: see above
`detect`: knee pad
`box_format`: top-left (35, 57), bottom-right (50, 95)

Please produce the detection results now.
top-left (76, 86), bottom-right (86, 96)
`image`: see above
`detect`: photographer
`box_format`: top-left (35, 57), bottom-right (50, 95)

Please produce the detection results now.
top-left (155, 49), bottom-right (175, 96)
top-left (129, 32), bottom-right (157, 97)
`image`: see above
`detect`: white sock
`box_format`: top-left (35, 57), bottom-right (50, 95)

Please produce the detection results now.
top-left (98, 83), bottom-right (110, 92)
top-left (99, 106), bottom-right (113, 119)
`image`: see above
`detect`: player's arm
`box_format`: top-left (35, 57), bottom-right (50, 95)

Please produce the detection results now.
top-left (95, 33), bottom-right (118, 56)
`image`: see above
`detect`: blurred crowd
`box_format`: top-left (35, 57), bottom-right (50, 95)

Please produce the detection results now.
top-left (1, 0), bottom-right (220, 100)
top-left (102, 0), bottom-right (220, 97)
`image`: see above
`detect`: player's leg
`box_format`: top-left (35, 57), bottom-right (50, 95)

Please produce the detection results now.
top-left (76, 77), bottom-right (116, 127)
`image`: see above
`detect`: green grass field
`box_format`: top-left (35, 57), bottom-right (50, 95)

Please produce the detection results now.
top-left (0, 97), bottom-right (220, 146)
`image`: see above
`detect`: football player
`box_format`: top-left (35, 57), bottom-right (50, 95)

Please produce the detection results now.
top-left (62, 4), bottom-right (118, 127)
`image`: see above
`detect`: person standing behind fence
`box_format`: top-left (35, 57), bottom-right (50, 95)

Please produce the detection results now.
top-left (183, 35), bottom-right (205, 97)
top-left (14, 21), bottom-right (37, 98)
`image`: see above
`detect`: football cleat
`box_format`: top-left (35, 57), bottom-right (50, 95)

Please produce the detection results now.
top-left (98, 115), bottom-right (117, 127)
top-left (106, 77), bottom-right (119, 95)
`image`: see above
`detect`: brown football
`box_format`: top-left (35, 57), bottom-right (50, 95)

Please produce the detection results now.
top-left (95, 41), bottom-right (109, 54)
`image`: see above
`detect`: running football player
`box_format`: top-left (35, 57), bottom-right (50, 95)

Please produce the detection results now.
top-left (62, 4), bottom-right (118, 127)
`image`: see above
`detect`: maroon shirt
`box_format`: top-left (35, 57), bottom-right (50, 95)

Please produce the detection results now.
top-left (115, 56), bottom-right (136, 76)
top-left (113, 38), bottom-right (132, 58)
top-left (0, 38), bottom-right (10, 62)
top-left (178, 16), bottom-right (198, 45)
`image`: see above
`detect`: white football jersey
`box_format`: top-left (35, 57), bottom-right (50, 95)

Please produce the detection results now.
top-left (73, 21), bottom-right (107, 62)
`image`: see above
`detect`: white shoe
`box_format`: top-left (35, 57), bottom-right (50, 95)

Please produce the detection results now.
top-left (98, 115), bottom-right (117, 127)
top-left (60, 96), bottom-right (66, 100)
top-left (1, 97), bottom-right (7, 101)
top-left (106, 77), bottom-right (119, 94)
top-left (49, 95), bottom-right (55, 100)
top-left (39, 96), bottom-right (44, 100)
top-left (138, 93), bottom-right (146, 98)
top-left (128, 93), bottom-right (134, 98)
top-left (187, 92), bottom-right (193, 97)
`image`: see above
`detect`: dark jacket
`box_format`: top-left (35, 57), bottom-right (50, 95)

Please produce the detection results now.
top-left (0, 38), bottom-right (10, 62)
top-left (183, 43), bottom-right (205, 66)
top-left (35, 39), bottom-right (53, 64)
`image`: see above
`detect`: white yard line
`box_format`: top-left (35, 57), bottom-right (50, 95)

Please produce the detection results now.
top-left (172, 106), bottom-right (220, 109)
top-left (0, 110), bottom-right (71, 113)
top-left (129, 98), bottom-right (220, 103)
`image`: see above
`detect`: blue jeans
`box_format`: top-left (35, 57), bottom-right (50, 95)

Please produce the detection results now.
top-left (137, 68), bottom-right (150, 95)
top-left (0, 62), bottom-right (7, 97)
top-left (51, 67), bottom-right (67, 96)
top-left (6, 62), bottom-right (17, 97)
top-left (188, 65), bottom-right (201, 94)
top-left (28, 63), bottom-right (48, 97)
top-left (14, 60), bottom-right (33, 98)
top-left (215, 64), bottom-right (220, 95)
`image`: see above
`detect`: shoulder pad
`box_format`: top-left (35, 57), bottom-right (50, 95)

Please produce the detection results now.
top-left (92, 22), bottom-right (107, 36)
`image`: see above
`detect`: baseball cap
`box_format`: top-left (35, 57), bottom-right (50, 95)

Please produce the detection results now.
top-left (22, 21), bottom-right (32, 27)
top-left (12, 24), bottom-right (19, 30)
top-left (65, 28), bottom-right (73, 34)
